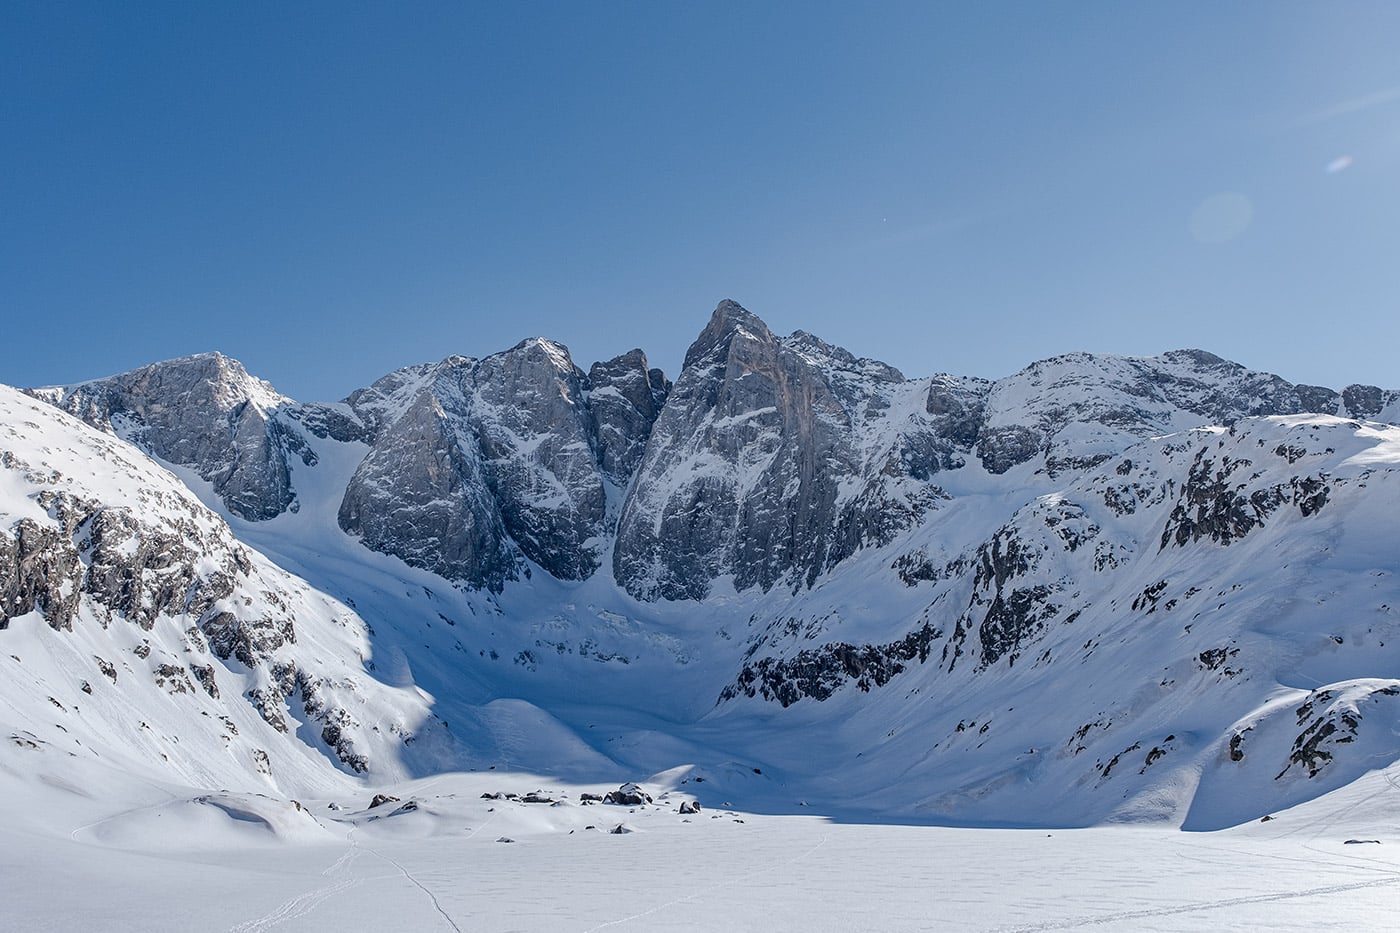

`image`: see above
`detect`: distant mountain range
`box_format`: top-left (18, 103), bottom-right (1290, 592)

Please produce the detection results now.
top-left (4, 299), bottom-right (1398, 828)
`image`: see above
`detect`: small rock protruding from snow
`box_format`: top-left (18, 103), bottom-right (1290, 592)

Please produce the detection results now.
top-left (603, 783), bottom-right (652, 806)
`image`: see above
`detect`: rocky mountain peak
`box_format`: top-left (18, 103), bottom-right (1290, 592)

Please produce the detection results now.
top-left (974, 348), bottom-right (1333, 476)
top-left (28, 351), bottom-right (300, 521)
top-left (682, 299), bottom-right (777, 371)
top-left (502, 337), bottom-right (579, 376)
top-left (613, 304), bottom-right (935, 601)
top-left (784, 330), bottom-right (905, 383)
top-left (586, 349), bottom-right (670, 484)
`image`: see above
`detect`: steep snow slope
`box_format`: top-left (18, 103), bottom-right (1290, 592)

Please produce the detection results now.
top-left (716, 415), bottom-right (1400, 827)
top-left (0, 385), bottom-right (460, 795)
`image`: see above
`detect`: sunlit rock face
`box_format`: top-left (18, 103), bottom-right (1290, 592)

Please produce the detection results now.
top-left (336, 355), bottom-right (522, 592)
top-left (338, 338), bottom-right (612, 588)
top-left (30, 353), bottom-right (302, 521)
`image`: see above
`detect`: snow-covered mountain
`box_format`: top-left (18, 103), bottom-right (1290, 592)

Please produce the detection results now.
top-left (0, 384), bottom-right (464, 796)
top-left (6, 300), bottom-right (1400, 834)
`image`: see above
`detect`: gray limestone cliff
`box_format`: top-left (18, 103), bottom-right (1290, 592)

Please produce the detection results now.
top-left (336, 356), bottom-right (521, 591)
top-left (586, 349), bottom-right (670, 484)
top-left (28, 353), bottom-right (305, 521)
top-left (612, 300), bottom-right (941, 601)
top-left (336, 338), bottom-right (659, 587)
top-left (21, 305), bottom-right (1398, 603)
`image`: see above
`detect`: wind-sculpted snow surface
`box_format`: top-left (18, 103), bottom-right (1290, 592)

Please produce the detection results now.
top-left (7, 300), bottom-right (1400, 835)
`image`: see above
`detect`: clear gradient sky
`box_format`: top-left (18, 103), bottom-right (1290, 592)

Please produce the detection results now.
top-left (3, 2), bottom-right (1399, 400)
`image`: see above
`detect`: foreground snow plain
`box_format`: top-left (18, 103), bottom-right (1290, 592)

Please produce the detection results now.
top-left (4, 749), bottom-right (1399, 932)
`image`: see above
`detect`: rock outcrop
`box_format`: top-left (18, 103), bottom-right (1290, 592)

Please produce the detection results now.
top-left (29, 352), bottom-right (304, 521)
top-left (0, 385), bottom-right (441, 783)
top-left (586, 349), bottom-right (670, 484)
top-left (613, 301), bottom-right (945, 600)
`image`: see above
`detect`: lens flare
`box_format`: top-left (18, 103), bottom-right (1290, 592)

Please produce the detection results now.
top-left (1190, 193), bottom-right (1253, 244)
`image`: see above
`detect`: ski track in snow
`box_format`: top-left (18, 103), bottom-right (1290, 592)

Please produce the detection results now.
top-left (993, 873), bottom-right (1400, 932)
top-left (353, 827), bottom-right (463, 933)
top-left (226, 848), bottom-right (361, 933)
top-left (226, 818), bottom-right (406, 933)
top-left (580, 831), bottom-right (830, 932)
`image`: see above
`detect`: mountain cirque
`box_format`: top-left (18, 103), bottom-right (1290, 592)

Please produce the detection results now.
top-left (4, 299), bottom-right (1400, 829)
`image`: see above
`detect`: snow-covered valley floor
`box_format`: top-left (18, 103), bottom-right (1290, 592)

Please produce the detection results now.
top-left (6, 762), bottom-right (1399, 932)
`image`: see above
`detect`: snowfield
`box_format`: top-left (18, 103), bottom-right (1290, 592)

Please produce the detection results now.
top-left (3, 760), bottom-right (1399, 931)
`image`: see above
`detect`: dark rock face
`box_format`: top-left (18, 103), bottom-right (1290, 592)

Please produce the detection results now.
top-left (1339, 383), bottom-right (1400, 420)
top-left (0, 487), bottom-right (251, 636)
top-left (1295, 384), bottom-right (1340, 414)
top-left (914, 374), bottom-right (991, 474)
top-left (470, 339), bottom-right (608, 580)
top-left (614, 301), bottom-right (945, 601)
top-left (337, 339), bottom-right (617, 586)
top-left (338, 358), bottom-right (521, 591)
top-left (0, 516), bottom-right (82, 631)
top-left (1276, 685), bottom-right (1400, 780)
top-left (586, 349), bottom-right (670, 484)
top-left (720, 622), bottom-right (940, 707)
top-left (30, 353), bottom-right (303, 521)
top-left (1159, 448), bottom-right (1330, 549)
top-left (202, 610), bottom-right (295, 669)
top-left (978, 426), bottom-right (1042, 476)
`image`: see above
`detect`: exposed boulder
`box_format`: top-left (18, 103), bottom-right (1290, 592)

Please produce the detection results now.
top-left (603, 783), bottom-right (653, 806)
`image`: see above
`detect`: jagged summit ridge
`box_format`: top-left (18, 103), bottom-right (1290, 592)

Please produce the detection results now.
top-left (25, 301), bottom-right (1399, 600)
top-left (5, 298), bottom-right (1400, 830)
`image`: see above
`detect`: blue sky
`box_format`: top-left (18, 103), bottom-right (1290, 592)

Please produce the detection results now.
top-left (3, 2), bottom-right (1398, 399)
